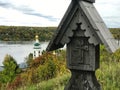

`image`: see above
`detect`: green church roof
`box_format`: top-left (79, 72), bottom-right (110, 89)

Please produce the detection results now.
top-left (34, 43), bottom-right (40, 46)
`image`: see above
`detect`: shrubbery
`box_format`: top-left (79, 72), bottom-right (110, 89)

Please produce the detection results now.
top-left (0, 54), bottom-right (21, 84)
top-left (0, 50), bottom-right (68, 90)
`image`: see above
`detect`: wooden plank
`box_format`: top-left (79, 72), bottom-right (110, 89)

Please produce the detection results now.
top-left (79, 1), bottom-right (119, 52)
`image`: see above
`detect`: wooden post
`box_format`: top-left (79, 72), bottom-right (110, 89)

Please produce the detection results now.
top-left (65, 24), bottom-right (101, 90)
top-left (65, 70), bottom-right (101, 90)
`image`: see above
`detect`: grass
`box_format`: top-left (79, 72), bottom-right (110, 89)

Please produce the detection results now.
top-left (20, 60), bottom-right (120, 90)
top-left (18, 60), bottom-right (120, 90)
top-left (18, 73), bottom-right (70, 90)
top-left (96, 61), bottom-right (120, 90)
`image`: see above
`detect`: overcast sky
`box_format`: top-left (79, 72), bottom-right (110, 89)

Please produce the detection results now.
top-left (0, 0), bottom-right (120, 28)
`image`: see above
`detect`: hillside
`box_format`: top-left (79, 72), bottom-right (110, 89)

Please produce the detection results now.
top-left (0, 26), bottom-right (56, 41)
top-left (0, 26), bottom-right (120, 41)
top-left (0, 47), bottom-right (120, 90)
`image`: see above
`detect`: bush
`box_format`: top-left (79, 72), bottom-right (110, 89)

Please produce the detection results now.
top-left (37, 59), bottom-right (57, 81)
top-left (0, 54), bottom-right (21, 84)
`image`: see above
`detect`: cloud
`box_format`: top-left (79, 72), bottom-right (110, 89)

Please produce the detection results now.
top-left (103, 16), bottom-right (120, 28)
top-left (0, 0), bottom-right (58, 22)
top-left (16, 5), bottom-right (58, 22)
top-left (0, 2), bottom-right (11, 8)
top-left (0, 0), bottom-right (120, 27)
top-left (95, 0), bottom-right (120, 28)
top-left (0, 7), bottom-right (59, 27)
top-left (12, 5), bottom-right (58, 21)
top-left (23, 12), bottom-right (58, 22)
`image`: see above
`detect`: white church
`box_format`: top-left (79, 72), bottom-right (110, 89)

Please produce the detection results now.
top-left (33, 35), bottom-right (41, 59)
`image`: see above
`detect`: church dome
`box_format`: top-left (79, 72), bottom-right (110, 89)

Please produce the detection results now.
top-left (34, 42), bottom-right (40, 46)
top-left (33, 35), bottom-right (41, 49)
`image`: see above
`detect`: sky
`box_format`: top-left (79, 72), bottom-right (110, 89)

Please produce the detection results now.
top-left (0, 0), bottom-right (120, 28)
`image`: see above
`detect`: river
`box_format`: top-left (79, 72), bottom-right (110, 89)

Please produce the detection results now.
top-left (0, 41), bottom-right (49, 66)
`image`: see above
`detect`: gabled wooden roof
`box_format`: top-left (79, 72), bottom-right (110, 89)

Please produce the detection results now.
top-left (47, 0), bottom-right (119, 53)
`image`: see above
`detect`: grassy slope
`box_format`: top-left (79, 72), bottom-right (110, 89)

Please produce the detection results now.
top-left (18, 61), bottom-right (120, 90)
top-left (19, 49), bottom-right (120, 90)
top-left (3, 46), bottom-right (120, 90)
top-left (18, 73), bottom-right (70, 90)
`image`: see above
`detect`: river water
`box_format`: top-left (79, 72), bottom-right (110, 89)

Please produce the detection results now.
top-left (0, 41), bottom-right (49, 66)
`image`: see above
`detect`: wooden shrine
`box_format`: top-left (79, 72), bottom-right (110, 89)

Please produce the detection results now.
top-left (47, 0), bottom-right (119, 90)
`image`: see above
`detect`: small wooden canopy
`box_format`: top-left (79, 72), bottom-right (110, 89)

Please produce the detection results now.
top-left (47, 0), bottom-right (119, 53)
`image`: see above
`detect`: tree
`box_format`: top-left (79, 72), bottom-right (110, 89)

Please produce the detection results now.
top-left (25, 53), bottom-right (33, 67)
top-left (110, 28), bottom-right (120, 45)
top-left (0, 54), bottom-right (20, 83)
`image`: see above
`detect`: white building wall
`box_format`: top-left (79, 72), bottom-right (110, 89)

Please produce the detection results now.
top-left (33, 49), bottom-right (41, 59)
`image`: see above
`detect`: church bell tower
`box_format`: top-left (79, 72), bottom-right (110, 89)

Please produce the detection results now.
top-left (33, 35), bottom-right (41, 59)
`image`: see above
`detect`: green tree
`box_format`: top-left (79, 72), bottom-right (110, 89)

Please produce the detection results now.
top-left (110, 28), bottom-right (120, 45)
top-left (25, 53), bottom-right (33, 67)
top-left (0, 54), bottom-right (20, 83)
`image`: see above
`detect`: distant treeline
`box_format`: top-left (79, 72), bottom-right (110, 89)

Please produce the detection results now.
top-left (0, 26), bottom-right (120, 41)
top-left (0, 26), bottom-right (56, 41)
top-left (110, 28), bottom-right (120, 40)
